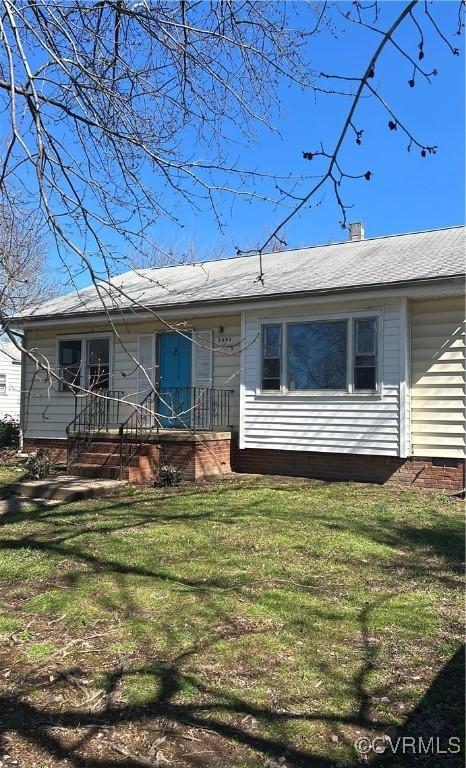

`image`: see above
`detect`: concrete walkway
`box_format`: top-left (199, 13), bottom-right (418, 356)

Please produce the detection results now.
top-left (11, 475), bottom-right (126, 502)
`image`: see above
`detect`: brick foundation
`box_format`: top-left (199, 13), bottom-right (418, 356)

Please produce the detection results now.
top-left (23, 437), bottom-right (465, 491)
top-left (233, 446), bottom-right (465, 492)
top-left (23, 438), bottom-right (67, 464)
top-left (160, 438), bottom-right (232, 482)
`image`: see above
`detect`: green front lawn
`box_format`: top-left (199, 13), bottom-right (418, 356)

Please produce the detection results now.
top-left (0, 476), bottom-right (463, 767)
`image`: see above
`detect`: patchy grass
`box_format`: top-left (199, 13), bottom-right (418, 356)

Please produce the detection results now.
top-left (24, 641), bottom-right (57, 661)
top-left (0, 461), bottom-right (25, 488)
top-left (0, 475), bottom-right (463, 767)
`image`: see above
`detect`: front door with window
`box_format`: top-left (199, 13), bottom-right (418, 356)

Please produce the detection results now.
top-left (157, 333), bottom-right (192, 428)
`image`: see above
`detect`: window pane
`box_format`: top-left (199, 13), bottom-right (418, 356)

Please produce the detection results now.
top-left (86, 339), bottom-right (110, 390)
top-left (262, 378), bottom-right (281, 390)
top-left (263, 325), bottom-right (281, 358)
top-left (59, 339), bottom-right (81, 367)
top-left (58, 340), bottom-right (82, 390)
top-left (262, 325), bottom-right (281, 390)
top-left (87, 338), bottom-right (109, 365)
top-left (88, 365), bottom-right (110, 390)
top-left (355, 318), bottom-right (376, 356)
top-left (354, 318), bottom-right (377, 391)
top-left (288, 321), bottom-right (347, 390)
top-left (354, 367), bottom-right (376, 390)
top-left (0, 374), bottom-right (6, 394)
top-left (263, 358), bottom-right (280, 379)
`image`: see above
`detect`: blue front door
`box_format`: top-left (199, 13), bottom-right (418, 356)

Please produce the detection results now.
top-left (158, 333), bottom-right (192, 428)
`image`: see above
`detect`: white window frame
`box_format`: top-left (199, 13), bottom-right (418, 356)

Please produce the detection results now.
top-left (0, 373), bottom-right (6, 395)
top-left (257, 309), bottom-right (383, 397)
top-left (56, 333), bottom-right (113, 394)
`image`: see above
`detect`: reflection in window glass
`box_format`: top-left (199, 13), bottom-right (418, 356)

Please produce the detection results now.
top-left (353, 318), bottom-right (377, 391)
top-left (288, 321), bottom-right (347, 390)
top-left (87, 338), bottom-right (110, 390)
top-left (355, 318), bottom-right (376, 356)
top-left (261, 325), bottom-right (281, 390)
top-left (58, 339), bottom-right (82, 391)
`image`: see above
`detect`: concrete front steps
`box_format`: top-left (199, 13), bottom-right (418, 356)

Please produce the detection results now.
top-left (12, 475), bottom-right (125, 502)
top-left (70, 439), bottom-right (156, 483)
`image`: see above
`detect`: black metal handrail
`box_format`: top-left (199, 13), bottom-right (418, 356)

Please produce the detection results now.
top-left (66, 389), bottom-right (123, 472)
top-left (119, 390), bottom-right (157, 479)
top-left (119, 387), bottom-right (233, 479)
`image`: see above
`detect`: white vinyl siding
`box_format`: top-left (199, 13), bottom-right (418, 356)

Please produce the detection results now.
top-left (410, 296), bottom-right (465, 458)
top-left (241, 298), bottom-right (402, 455)
top-left (0, 349), bottom-right (21, 420)
top-left (137, 334), bottom-right (156, 402)
top-left (22, 315), bottom-right (241, 439)
top-left (192, 330), bottom-right (213, 388)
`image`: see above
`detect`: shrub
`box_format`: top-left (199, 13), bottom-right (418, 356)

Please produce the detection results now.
top-left (25, 448), bottom-right (52, 480)
top-left (156, 464), bottom-right (182, 487)
top-left (0, 416), bottom-right (20, 448)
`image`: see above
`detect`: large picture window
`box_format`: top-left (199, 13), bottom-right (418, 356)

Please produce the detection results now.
top-left (260, 316), bottom-right (379, 394)
top-left (58, 337), bottom-right (110, 392)
top-left (288, 321), bottom-right (347, 391)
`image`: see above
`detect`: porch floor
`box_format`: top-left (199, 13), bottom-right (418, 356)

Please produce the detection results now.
top-left (68, 429), bottom-right (233, 442)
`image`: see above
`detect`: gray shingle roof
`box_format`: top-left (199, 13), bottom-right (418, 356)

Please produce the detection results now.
top-left (14, 226), bottom-right (466, 321)
top-left (0, 341), bottom-right (21, 361)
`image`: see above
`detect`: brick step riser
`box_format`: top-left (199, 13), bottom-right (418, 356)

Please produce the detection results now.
top-left (73, 465), bottom-right (154, 483)
top-left (72, 464), bottom-right (123, 480)
top-left (73, 457), bottom-right (157, 475)
top-left (76, 452), bottom-right (150, 468)
top-left (85, 442), bottom-right (157, 458)
top-left (85, 442), bottom-right (120, 454)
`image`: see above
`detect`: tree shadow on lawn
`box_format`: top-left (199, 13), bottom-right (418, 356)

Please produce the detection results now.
top-left (0, 618), bottom-right (463, 767)
top-left (375, 644), bottom-right (464, 767)
top-left (0, 488), bottom-right (463, 767)
top-left (308, 509), bottom-right (464, 591)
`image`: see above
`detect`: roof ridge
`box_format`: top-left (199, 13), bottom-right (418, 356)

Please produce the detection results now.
top-left (135, 224), bottom-right (465, 274)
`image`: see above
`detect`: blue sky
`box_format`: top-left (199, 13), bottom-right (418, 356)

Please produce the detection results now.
top-left (42, 1), bottom-right (464, 283)
top-left (172, 1), bottom-right (465, 258)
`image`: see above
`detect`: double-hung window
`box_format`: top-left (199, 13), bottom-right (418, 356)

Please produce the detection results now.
top-left (261, 325), bottom-right (282, 391)
top-left (58, 337), bottom-right (110, 392)
top-left (0, 374), bottom-right (6, 395)
top-left (260, 316), bottom-right (379, 394)
top-left (86, 338), bottom-right (110, 390)
top-left (353, 317), bottom-right (377, 391)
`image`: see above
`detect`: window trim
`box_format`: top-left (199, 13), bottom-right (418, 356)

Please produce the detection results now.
top-left (257, 309), bottom-right (383, 397)
top-left (55, 333), bottom-right (113, 394)
top-left (0, 373), bottom-right (7, 395)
